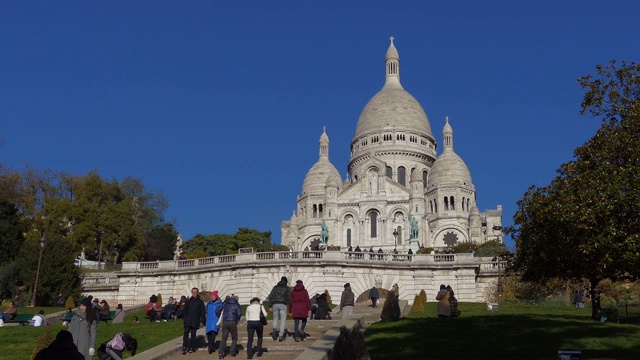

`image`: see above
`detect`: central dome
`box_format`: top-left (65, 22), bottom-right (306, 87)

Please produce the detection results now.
top-left (354, 38), bottom-right (433, 140)
top-left (355, 85), bottom-right (432, 138)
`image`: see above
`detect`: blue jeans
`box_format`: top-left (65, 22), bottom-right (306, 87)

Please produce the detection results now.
top-left (293, 318), bottom-right (307, 339)
top-left (272, 303), bottom-right (287, 337)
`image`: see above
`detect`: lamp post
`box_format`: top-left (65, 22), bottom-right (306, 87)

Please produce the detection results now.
top-left (492, 225), bottom-right (503, 304)
top-left (393, 229), bottom-right (398, 246)
top-left (30, 232), bottom-right (47, 307)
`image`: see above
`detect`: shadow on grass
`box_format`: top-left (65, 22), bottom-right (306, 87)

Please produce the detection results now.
top-left (365, 306), bottom-right (640, 360)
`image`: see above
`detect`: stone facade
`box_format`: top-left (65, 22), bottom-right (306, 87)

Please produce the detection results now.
top-left (281, 38), bottom-right (502, 251)
top-left (82, 252), bottom-right (504, 305)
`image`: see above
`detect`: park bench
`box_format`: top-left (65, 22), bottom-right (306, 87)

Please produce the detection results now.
top-left (5, 314), bottom-right (34, 326)
top-left (59, 310), bottom-right (116, 324)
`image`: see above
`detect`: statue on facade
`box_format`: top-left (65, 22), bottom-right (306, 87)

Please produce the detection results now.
top-left (410, 217), bottom-right (419, 239)
top-left (320, 222), bottom-right (329, 244)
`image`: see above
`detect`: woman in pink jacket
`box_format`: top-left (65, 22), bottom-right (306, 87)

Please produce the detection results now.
top-left (288, 280), bottom-right (311, 342)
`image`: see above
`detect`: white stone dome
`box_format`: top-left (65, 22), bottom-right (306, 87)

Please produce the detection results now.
top-left (355, 86), bottom-right (433, 139)
top-left (428, 150), bottom-right (473, 187)
top-left (302, 159), bottom-right (341, 195)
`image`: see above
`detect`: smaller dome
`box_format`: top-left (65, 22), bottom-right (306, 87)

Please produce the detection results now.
top-left (290, 211), bottom-right (298, 224)
top-left (326, 175), bottom-right (340, 188)
top-left (302, 159), bottom-right (341, 195)
top-left (410, 169), bottom-right (422, 182)
top-left (427, 150), bottom-right (473, 188)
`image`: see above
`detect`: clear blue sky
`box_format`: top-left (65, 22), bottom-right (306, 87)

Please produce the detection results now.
top-left (1, 1), bottom-right (639, 250)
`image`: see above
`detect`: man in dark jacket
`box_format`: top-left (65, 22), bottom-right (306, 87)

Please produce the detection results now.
top-left (215, 296), bottom-right (242, 359)
top-left (182, 288), bottom-right (205, 354)
top-left (268, 276), bottom-right (291, 341)
top-left (369, 286), bottom-right (380, 308)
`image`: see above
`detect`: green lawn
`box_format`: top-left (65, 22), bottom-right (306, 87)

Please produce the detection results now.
top-left (364, 302), bottom-right (640, 360)
top-left (1, 305), bottom-right (274, 360)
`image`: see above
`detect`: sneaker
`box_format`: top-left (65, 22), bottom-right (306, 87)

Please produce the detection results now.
top-left (163, 319), bottom-right (168, 322)
top-left (271, 331), bottom-right (278, 341)
top-left (294, 337), bottom-right (300, 342)
top-left (182, 348), bottom-right (187, 355)
top-left (256, 353), bottom-right (263, 358)
top-left (278, 336), bottom-right (285, 342)
top-left (155, 320), bottom-right (160, 322)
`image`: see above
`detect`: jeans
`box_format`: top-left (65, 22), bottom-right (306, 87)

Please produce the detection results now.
top-left (219, 320), bottom-right (238, 355)
top-left (293, 318), bottom-right (307, 339)
top-left (246, 321), bottom-right (264, 356)
top-left (183, 326), bottom-right (197, 349)
top-left (272, 303), bottom-right (287, 337)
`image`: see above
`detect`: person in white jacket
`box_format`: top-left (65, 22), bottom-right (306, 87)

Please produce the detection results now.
top-left (245, 297), bottom-right (267, 359)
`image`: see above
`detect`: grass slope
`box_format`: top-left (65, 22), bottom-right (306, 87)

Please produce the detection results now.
top-left (364, 302), bottom-right (640, 360)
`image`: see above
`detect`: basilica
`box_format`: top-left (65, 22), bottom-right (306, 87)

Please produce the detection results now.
top-left (281, 38), bottom-right (502, 252)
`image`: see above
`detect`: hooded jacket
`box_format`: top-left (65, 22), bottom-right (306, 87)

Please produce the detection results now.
top-left (289, 282), bottom-right (311, 319)
top-left (268, 279), bottom-right (291, 305)
top-left (216, 296), bottom-right (242, 323)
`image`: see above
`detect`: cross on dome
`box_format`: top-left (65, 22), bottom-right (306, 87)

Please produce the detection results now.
top-left (390, 36), bottom-right (394, 45)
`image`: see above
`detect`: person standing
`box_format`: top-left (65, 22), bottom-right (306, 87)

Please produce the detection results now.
top-left (436, 284), bottom-right (451, 317)
top-left (289, 280), bottom-right (311, 342)
top-left (68, 296), bottom-right (97, 360)
top-left (205, 291), bottom-right (223, 354)
top-left (216, 294), bottom-right (242, 359)
top-left (182, 288), bottom-right (205, 354)
top-left (340, 283), bottom-right (355, 319)
top-left (245, 297), bottom-right (267, 359)
top-left (268, 276), bottom-right (291, 341)
top-left (369, 286), bottom-right (380, 308)
top-left (314, 293), bottom-right (331, 320)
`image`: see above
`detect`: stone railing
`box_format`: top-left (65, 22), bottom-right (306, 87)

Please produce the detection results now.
top-left (120, 251), bottom-right (500, 272)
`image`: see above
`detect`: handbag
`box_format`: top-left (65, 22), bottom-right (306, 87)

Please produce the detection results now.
top-left (259, 308), bottom-right (268, 326)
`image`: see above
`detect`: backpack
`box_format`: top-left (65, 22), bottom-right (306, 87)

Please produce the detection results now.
top-left (107, 333), bottom-right (126, 351)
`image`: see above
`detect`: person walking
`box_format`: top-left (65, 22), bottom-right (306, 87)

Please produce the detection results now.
top-left (182, 288), bottom-right (205, 354)
top-left (245, 297), bottom-right (267, 358)
top-left (289, 280), bottom-right (311, 342)
top-left (340, 283), bottom-right (355, 319)
top-left (267, 276), bottom-right (291, 341)
top-left (205, 291), bottom-right (223, 354)
top-left (68, 296), bottom-right (98, 360)
top-left (216, 295), bottom-right (242, 359)
top-left (369, 286), bottom-right (380, 308)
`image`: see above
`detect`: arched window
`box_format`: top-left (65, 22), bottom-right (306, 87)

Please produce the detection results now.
top-left (467, 198), bottom-right (470, 212)
top-left (347, 229), bottom-right (352, 247)
top-left (370, 212), bottom-right (378, 238)
top-left (423, 171), bottom-right (428, 189)
top-left (313, 204), bottom-right (318, 218)
top-left (398, 166), bottom-right (406, 186)
top-left (396, 226), bottom-right (402, 245)
top-left (450, 196), bottom-right (455, 210)
top-left (430, 200), bottom-right (433, 213)
top-left (319, 204), bottom-right (323, 217)
top-left (444, 197), bottom-right (449, 211)
top-left (386, 166), bottom-right (393, 178)
top-left (462, 197), bottom-right (466, 211)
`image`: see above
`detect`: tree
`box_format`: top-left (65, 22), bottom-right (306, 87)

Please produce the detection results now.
top-left (509, 61), bottom-right (640, 319)
top-left (0, 202), bottom-right (24, 264)
top-left (144, 223), bottom-right (179, 261)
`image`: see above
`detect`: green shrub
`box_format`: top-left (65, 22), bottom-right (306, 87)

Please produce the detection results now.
top-left (452, 242), bottom-right (478, 254)
top-left (330, 325), bottom-right (370, 360)
top-left (325, 289), bottom-right (332, 304)
top-left (417, 247), bottom-right (433, 254)
top-left (380, 290), bottom-right (400, 321)
top-left (418, 289), bottom-right (427, 303)
top-left (410, 295), bottom-right (424, 314)
top-left (65, 295), bottom-right (75, 310)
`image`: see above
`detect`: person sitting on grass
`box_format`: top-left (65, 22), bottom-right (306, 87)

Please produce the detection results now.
top-left (97, 332), bottom-right (138, 360)
top-left (145, 294), bottom-right (162, 322)
top-left (30, 310), bottom-right (48, 326)
top-left (436, 284), bottom-right (451, 317)
top-left (33, 330), bottom-right (84, 360)
top-left (131, 316), bottom-right (140, 323)
top-left (159, 296), bottom-right (177, 321)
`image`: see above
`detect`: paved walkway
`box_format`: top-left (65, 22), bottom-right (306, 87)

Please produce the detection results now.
top-left (146, 302), bottom-right (383, 360)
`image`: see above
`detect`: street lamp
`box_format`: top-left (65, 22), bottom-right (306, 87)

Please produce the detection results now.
top-left (393, 229), bottom-right (398, 245)
top-left (30, 232), bottom-right (47, 307)
top-left (492, 225), bottom-right (503, 303)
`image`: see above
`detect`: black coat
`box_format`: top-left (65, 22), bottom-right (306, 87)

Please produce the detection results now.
top-left (183, 296), bottom-right (205, 328)
top-left (314, 295), bottom-right (330, 320)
